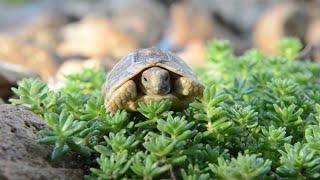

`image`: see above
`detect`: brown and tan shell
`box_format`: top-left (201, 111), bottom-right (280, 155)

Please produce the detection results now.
top-left (104, 47), bottom-right (200, 100)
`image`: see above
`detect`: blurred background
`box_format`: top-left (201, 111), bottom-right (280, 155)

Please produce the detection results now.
top-left (0, 0), bottom-right (320, 102)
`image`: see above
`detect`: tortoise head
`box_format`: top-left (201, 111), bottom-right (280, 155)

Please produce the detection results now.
top-left (140, 67), bottom-right (171, 95)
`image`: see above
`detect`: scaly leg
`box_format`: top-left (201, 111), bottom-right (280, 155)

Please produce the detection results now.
top-left (174, 77), bottom-right (204, 98)
top-left (105, 80), bottom-right (137, 113)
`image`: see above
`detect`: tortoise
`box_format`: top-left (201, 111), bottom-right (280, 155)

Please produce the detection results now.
top-left (103, 47), bottom-right (204, 112)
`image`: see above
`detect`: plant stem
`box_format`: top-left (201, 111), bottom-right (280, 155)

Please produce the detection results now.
top-left (170, 167), bottom-right (176, 180)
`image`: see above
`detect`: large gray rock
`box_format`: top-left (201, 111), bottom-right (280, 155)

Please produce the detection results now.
top-left (0, 104), bottom-right (83, 180)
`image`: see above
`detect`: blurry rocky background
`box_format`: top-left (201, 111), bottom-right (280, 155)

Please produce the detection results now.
top-left (0, 0), bottom-right (320, 101)
top-left (1, 0), bottom-right (320, 178)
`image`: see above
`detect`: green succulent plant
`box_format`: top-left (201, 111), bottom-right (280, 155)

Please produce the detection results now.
top-left (10, 38), bottom-right (320, 179)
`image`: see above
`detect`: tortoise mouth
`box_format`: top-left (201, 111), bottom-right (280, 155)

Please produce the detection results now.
top-left (144, 85), bottom-right (171, 95)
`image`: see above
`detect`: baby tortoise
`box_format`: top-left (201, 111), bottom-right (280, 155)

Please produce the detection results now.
top-left (103, 47), bottom-right (204, 112)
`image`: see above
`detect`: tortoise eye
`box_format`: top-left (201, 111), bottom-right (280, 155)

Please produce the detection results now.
top-left (143, 77), bottom-right (148, 82)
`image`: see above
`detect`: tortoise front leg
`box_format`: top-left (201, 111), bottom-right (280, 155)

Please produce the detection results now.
top-left (105, 80), bottom-right (138, 113)
top-left (174, 77), bottom-right (204, 98)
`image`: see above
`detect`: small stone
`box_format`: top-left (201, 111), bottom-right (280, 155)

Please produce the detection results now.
top-left (105, 0), bottom-right (168, 47)
top-left (51, 56), bottom-right (118, 90)
top-left (62, 0), bottom-right (167, 47)
top-left (253, 2), bottom-right (309, 55)
top-left (0, 60), bottom-right (39, 99)
top-left (58, 15), bottom-right (139, 59)
top-left (306, 20), bottom-right (320, 46)
top-left (0, 0), bottom-right (66, 49)
top-left (314, 44), bottom-right (320, 61)
top-left (55, 58), bottom-right (102, 82)
top-left (0, 35), bottom-right (59, 81)
top-left (306, 18), bottom-right (320, 61)
top-left (199, 0), bottom-right (279, 33)
top-left (62, 0), bottom-right (109, 19)
top-left (177, 40), bottom-right (207, 68)
top-left (161, 1), bottom-right (214, 50)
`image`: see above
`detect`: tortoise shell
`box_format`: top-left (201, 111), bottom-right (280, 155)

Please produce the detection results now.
top-left (104, 47), bottom-right (200, 99)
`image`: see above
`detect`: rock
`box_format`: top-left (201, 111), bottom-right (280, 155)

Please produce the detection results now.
top-left (304, 0), bottom-right (320, 61)
top-left (0, 98), bottom-right (4, 104)
top-left (210, 19), bottom-right (252, 55)
top-left (0, 0), bottom-right (66, 49)
top-left (0, 104), bottom-right (83, 180)
top-left (62, 0), bottom-right (167, 47)
top-left (19, 28), bottom-right (62, 51)
top-left (313, 44), bottom-right (320, 61)
top-left (0, 61), bottom-right (39, 83)
top-left (0, 35), bottom-right (59, 81)
top-left (53, 58), bottom-right (102, 90)
top-left (19, 44), bottom-right (60, 81)
top-left (56, 58), bottom-right (102, 81)
top-left (159, 1), bottom-right (249, 55)
top-left (156, 0), bottom-right (181, 7)
top-left (307, 20), bottom-right (320, 46)
top-left (59, 58), bottom-right (102, 75)
top-left (204, 0), bottom-right (279, 33)
top-left (160, 1), bottom-right (214, 50)
top-left (177, 40), bottom-right (207, 68)
top-left (62, 0), bottom-right (109, 19)
top-left (57, 15), bottom-right (139, 59)
top-left (253, 1), bottom-right (310, 55)
top-left (0, 1), bottom-right (65, 32)
top-left (305, 0), bottom-right (320, 19)
top-left (306, 19), bottom-right (320, 61)
top-left (0, 60), bottom-right (39, 99)
top-left (52, 57), bottom-right (117, 90)
top-left (105, 0), bottom-right (168, 47)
